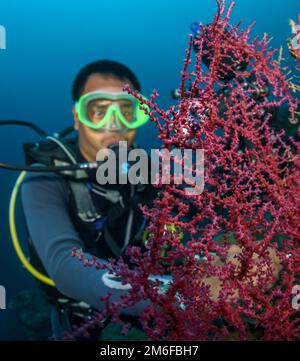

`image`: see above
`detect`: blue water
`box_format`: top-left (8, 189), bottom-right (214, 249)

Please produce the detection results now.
top-left (0, 0), bottom-right (299, 340)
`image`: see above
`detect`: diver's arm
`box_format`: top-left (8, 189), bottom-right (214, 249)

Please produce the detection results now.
top-left (21, 172), bottom-right (148, 314)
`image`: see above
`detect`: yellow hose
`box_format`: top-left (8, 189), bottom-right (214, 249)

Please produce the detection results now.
top-left (9, 171), bottom-right (55, 287)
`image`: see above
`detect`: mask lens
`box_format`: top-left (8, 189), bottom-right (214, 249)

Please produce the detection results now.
top-left (119, 100), bottom-right (135, 123)
top-left (87, 99), bottom-right (110, 124)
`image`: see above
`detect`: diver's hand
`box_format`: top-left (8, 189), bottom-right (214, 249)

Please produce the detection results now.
top-left (148, 275), bottom-right (187, 310)
top-left (148, 274), bottom-right (172, 294)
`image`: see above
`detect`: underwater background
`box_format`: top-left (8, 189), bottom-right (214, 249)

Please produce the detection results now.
top-left (0, 0), bottom-right (299, 340)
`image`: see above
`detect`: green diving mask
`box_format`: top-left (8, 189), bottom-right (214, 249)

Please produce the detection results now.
top-left (75, 90), bottom-right (150, 132)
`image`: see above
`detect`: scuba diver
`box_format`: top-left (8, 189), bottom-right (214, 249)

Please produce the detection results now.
top-left (2, 60), bottom-right (159, 339)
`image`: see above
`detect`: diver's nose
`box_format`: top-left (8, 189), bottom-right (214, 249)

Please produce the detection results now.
top-left (109, 111), bottom-right (119, 130)
top-left (105, 110), bottom-right (124, 132)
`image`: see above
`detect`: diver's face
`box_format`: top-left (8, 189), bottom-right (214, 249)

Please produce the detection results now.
top-left (72, 74), bottom-right (137, 162)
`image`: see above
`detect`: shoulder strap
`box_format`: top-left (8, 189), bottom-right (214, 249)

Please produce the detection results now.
top-left (68, 181), bottom-right (102, 222)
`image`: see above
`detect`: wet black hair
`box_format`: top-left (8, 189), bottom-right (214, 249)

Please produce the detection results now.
top-left (72, 59), bottom-right (141, 102)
